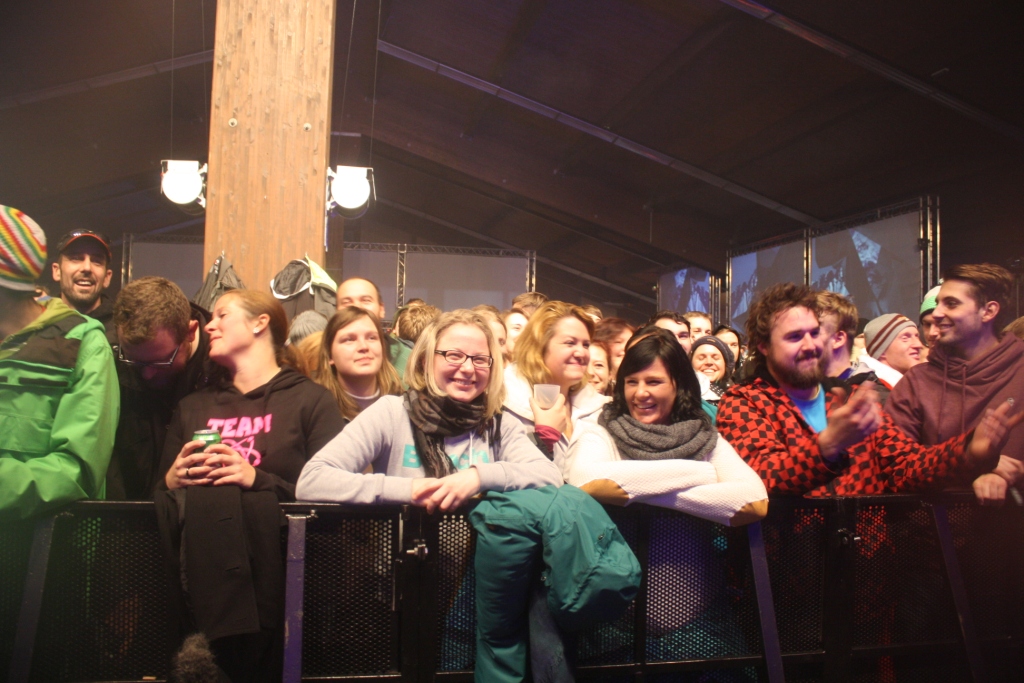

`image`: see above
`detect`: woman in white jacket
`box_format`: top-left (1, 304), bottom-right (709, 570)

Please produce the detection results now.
top-left (564, 328), bottom-right (767, 669)
top-left (502, 301), bottom-right (609, 467)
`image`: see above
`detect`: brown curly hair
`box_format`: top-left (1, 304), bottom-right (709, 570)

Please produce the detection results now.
top-left (744, 282), bottom-right (819, 375)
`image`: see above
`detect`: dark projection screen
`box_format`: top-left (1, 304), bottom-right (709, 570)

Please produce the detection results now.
top-left (729, 240), bottom-right (805, 330)
top-left (811, 211), bottom-right (920, 320)
top-left (658, 267), bottom-right (711, 314)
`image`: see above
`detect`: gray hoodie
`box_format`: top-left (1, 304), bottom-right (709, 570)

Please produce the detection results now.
top-left (296, 395), bottom-right (563, 505)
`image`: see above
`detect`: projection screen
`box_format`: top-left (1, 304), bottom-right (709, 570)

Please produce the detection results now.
top-left (658, 267), bottom-right (712, 314)
top-left (811, 210), bottom-right (922, 320)
top-left (729, 239), bottom-right (805, 331)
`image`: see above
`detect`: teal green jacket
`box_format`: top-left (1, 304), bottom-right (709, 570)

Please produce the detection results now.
top-left (0, 299), bottom-right (119, 518)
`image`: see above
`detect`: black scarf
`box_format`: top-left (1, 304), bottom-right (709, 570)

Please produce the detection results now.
top-left (599, 407), bottom-right (717, 461)
top-left (404, 389), bottom-right (498, 478)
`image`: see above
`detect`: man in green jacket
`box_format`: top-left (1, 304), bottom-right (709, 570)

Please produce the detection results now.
top-left (0, 205), bottom-right (118, 518)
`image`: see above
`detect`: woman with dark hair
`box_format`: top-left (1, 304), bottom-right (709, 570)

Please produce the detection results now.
top-left (563, 328), bottom-right (766, 672)
top-left (565, 328), bottom-right (765, 522)
top-left (312, 306), bottom-right (402, 420)
top-left (714, 324), bottom-right (747, 382)
top-left (690, 335), bottom-right (735, 404)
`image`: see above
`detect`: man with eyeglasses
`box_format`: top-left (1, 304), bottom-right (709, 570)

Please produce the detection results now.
top-left (0, 205), bottom-right (118, 518)
top-left (108, 277), bottom-right (224, 499)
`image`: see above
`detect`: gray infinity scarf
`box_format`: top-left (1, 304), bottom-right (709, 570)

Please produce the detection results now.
top-left (599, 409), bottom-right (717, 461)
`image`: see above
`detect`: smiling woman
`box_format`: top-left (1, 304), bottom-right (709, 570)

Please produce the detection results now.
top-left (310, 306), bottom-right (402, 420)
top-left (563, 328), bottom-right (767, 656)
top-left (501, 301), bottom-right (609, 463)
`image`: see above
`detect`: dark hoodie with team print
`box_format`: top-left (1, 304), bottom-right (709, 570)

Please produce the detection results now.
top-left (159, 366), bottom-right (346, 501)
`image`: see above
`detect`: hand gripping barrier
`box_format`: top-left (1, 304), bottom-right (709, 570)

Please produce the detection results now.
top-left (2, 494), bottom-right (1022, 682)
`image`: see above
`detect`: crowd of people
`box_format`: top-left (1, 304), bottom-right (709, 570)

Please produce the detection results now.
top-left (2, 202), bottom-right (1024, 681)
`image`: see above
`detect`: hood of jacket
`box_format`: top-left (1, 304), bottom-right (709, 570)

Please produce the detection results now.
top-left (915, 334), bottom-right (1024, 441)
top-left (502, 363), bottom-right (608, 424)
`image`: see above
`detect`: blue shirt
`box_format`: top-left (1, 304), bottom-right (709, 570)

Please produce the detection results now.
top-left (789, 386), bottom-right (827, 433)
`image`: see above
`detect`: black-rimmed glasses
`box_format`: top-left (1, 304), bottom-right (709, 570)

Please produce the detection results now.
top-left (435, 350), bottom-right (493, 368)
top-left (116, 343), bottom-right (180, 368)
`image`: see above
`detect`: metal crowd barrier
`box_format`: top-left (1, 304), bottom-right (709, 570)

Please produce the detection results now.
top-left (1, 494), bottom-right (1022, 683)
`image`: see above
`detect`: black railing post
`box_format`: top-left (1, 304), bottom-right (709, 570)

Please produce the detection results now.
top-left (397, 505), bottom-right (440, 683)
top-left (747, 521), bottom-right (785, 683)
top-left (822, 497), bottom-right (857, 683)
top-left (931, 503), bottom-right (986, 683)
top-left (631, 506), bottom-right (651, 681)
top-left (8, 515), bottom-right (56, 683)
top-left (282, 511), bottom-right (315, 683)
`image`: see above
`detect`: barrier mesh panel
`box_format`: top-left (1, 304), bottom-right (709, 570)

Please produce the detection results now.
top-left (576, 507), bottom-right (638, 666)
top-left (577, 507), bottom-right (762, 681)
top-left (0, 520), bottom-right (34, 676)
top-left (302, 513), bottom-right (395, 676)
top-left (763, 504), bottom-right (826, 653)
top-left (436, 512), bottom-right (476, 671)
top-left (948, 503), bottom-right (1024, 641)
top-left (31, 510), bottom-right (170, 682)
top-left (852, 502), bottom-right (958, 647)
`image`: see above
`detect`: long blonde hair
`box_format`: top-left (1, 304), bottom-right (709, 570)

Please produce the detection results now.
top-left (405, 309), bottom-right (505, 419)
top-left (512, 300), bottom-right (594, 394)
top-left (314, 307), bottom-right (401, 420)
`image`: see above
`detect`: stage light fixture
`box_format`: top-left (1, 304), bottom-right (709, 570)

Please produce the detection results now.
top-left (327, 165), bottom-right (375, 218)
top-left (161, 160), bottom-right (207, 207)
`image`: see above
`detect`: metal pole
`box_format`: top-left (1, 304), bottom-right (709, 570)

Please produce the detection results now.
top-left (931, 504), bottom-right (986, 683)
top-left (397, 244), bottom-right (407, 310)
top-left (747, 522), bottom-right (785, 683)
top-left (282, 512), bottom-right (315, 683)
top-left (8, 516), bottom-right (57, 683)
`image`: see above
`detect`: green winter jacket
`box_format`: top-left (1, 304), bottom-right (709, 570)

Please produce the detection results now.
top-left (0, 299), bottom-right (119, 518)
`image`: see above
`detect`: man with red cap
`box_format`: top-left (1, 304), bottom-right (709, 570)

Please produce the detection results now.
top-left (0, 205), bottom-right (118, 518)
top-left (52, 229), bottom-right (114, 330)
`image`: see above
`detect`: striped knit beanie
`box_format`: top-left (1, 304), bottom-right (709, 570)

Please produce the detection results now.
top-left (0, 205), bottom-right (47, 291)
top-left (865, 314), bottom-right (916, 359)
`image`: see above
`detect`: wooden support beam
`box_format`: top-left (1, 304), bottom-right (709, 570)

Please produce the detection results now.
top-left (204, 0), bottom-right (337, 292)
top-left (558, 12), bottom-right (738, 175)
top-left (461, 0), bottom-right (548, 139)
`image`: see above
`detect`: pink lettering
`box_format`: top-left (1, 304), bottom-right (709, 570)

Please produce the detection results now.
top-left (222, 418), bottom-right (239, 438)
top-left (252, 416), bottom-right (264, 434)
top-left (207, 418), bottom-right (225, 431)
top-left (264, 414), bottom-right (272, 433)
top-left (236, 417), bottom-right (253, 438)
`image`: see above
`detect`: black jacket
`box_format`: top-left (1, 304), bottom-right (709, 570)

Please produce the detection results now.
top-left (159, 366), bottom-right (345, 501)
top-left (107, 304), bottom-right (225, 500)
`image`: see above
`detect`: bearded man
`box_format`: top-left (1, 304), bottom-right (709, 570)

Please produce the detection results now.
top-left (716, 283), bottom-right (1021, 496)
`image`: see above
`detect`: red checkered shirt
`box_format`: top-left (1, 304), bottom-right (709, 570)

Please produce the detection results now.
top-left (717, 375), bottom-right (992, 497)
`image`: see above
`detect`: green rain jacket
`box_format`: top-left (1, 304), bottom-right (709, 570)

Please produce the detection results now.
top-left (0, 299), bottom-right (119, 518)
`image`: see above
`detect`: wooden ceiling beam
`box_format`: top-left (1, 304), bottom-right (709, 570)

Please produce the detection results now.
top-left (558, 11), bottom-right (738, 175)
top-left (712, 0), bottom-right (1024, 145)
top-left (370, 146), bottom-right (680, 269)
top-left (377, 38), bottom-right (822, 226)
top-left (461, 0), bottom-right (548, 139)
